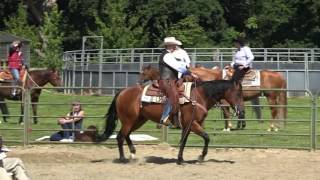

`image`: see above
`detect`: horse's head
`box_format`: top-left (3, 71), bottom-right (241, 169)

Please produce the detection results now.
top-left (48, 69), bottom-right (63, 92)
top-left (138, 65), bottom-right (159, 84)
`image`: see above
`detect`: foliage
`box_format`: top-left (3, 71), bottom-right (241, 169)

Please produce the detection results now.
top-left (4, 3), bottom-right (40, 66)
top-left (0, 0), bottom-right (319, 63)
top-left (167, 15), bottom-right (211, 47)
top-left (39, 4), bottom-right (64, 69)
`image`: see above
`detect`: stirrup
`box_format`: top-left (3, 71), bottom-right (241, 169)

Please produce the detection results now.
top-left (11, 89), bottom-right (17, 97)
top-left (160, 116), bottom-right (171, 126)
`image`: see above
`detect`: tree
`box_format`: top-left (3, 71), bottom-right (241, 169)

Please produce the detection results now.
top-left (4, 3), bottom-right (40, 66)
top-left (167, 15), bottom-right (211, 47)
top-left (39, 4), bottom-right (64, 69)
top-left (91, 0), bottom-right (145, 49)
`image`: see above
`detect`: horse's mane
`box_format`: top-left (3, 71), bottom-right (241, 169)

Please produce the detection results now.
top-left (200, 68), bottom-right (246, 100)
top-left (200, 80), bottom-right (235, 100)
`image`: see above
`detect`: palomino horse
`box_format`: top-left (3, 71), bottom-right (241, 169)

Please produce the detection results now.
top-left (98, 68), bottom-right (246, 164)
top-left (0, 69), bottom-right (63, 124)
top-left (139, 65), bottom-right (287, 131)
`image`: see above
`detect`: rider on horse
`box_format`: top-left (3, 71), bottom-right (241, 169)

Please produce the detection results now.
top-left (159, 37), bottom-right (190, 125)
top-left (231, 37), bottom-right (254, 71)
top-left (8, 40), bottom-right (27, 97)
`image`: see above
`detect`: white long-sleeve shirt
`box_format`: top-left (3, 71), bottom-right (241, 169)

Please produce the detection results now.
top-left (172, 48), bottom-right (191, 67)
top-left (232, 46), bottom-right (254, 68)
top-left (163, 53), bottom-right (188, 78)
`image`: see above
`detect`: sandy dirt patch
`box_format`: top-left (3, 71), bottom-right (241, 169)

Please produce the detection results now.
top-left (5, 144), bottom-right (320, 180)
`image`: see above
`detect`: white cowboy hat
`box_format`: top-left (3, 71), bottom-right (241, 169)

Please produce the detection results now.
top-left (176, 40), bottom-right (182, 46)
top-left (163, 37), bottom-right (181, 45)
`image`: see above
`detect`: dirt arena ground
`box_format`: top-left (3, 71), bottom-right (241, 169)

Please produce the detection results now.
top-left (6, 144), bottom-right (320, 180)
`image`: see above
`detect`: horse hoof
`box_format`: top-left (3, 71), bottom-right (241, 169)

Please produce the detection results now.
top-left (129, 153), bottom-right (136, 160)
top-left (198, 155), bottom-right (204, 162)
top-left (176, 158), bottom-right (184, 165)
top-left (222, 128), bottom-right (230, 132)
top-left (119, 158), bottom-right (129, 163)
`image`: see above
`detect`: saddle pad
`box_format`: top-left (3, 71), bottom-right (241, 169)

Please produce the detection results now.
top-left (222, 69), bottom-right (261, 87)
top-left (0, 69), bottom-right (26, 82)
top-left (141, 82), bottom-right (193, 104)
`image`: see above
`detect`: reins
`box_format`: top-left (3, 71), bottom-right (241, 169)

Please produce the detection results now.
top-left (179, 80), bottom-right (200, 145)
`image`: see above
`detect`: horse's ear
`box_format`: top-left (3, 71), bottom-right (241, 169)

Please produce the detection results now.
top-left (146, 64), bottom-right (151, 69)
top-left (48, 68), bottom-right (58, 74)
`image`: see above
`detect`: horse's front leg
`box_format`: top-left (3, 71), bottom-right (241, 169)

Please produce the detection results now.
top-left (19, 103), bottom-right (24, 124)
top-left (31, 97), bottom-right (39, 124)
top-left (177, 127), bottom-right (191, 165)
top-left (190, 122), bottom-right (210, 162)
top-left (221, 105), bottom-right (232, 131)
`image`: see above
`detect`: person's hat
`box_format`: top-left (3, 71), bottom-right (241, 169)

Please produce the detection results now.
top-left (12, 40), bottom-right (22, 47)
top-left (176, 40), bottom-right (182, 46)
top-left (163, 37), bottom-right (181, 46)
top-left (233, 37), bottom-right (246, 46)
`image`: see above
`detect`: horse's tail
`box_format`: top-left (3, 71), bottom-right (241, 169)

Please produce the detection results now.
top-left (96, 91), bottom-right (121, 142)
top-left (279, 79), bottom-right (287, 126)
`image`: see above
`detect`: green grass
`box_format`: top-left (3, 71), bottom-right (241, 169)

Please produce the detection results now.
top-left (0, 91), bottom-right (319, 150)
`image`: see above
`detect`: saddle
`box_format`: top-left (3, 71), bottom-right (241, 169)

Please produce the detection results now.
top-left (141, 81), bottom-right (193, 104)
top-left (223, 67), bottom-right (260, 86)
top-left (0, 69), bottom-right (26, 82)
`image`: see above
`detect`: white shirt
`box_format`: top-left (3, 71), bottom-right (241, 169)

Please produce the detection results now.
top-left (163, 52), bottom-right (188, 78)
top-left (172, 48), bottom-right (191, 67)
top-left (232, 46), bottom-right (254, 68)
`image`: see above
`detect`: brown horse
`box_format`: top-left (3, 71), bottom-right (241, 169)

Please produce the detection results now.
top-left (222, 66), bottom-right (287, 131)
top-left (139, 65), bottom-right (287, 131)
top-left (0, 69), bottom-right (63, 124)
top-left (98, 68), bottom-right (246, 164)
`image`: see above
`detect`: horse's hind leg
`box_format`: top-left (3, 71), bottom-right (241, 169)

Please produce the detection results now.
top-left (125, 134), bottom-right (136, 160)
top-left (117, 118), bottom-right (147, 163)
top-left (126, 118), bottom-right (147, 160)
top-left (117, 127), bottom-right (130, 163)
top-left (0, 98), bottom-right (9, 123)
top-left (266, 95), bottom-right (278, 131)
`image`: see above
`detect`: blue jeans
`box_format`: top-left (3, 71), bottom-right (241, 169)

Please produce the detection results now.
top-left (10, 68), bottom-right (20, 84)
top-left (50, 122), bottom-right (82, 141)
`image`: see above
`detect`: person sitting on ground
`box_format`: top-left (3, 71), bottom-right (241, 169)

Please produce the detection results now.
top-left (50, 101), bottom-right (85, 142)
top-left (0, 136), bottom-right (31, 180)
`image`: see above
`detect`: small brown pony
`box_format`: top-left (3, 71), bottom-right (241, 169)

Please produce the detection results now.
top-left (0, 69), bottom-right (63, 124)
top-left (139, 65), bottom-right (287, 131)
top-left (98, 68), bottom-right (246, 164)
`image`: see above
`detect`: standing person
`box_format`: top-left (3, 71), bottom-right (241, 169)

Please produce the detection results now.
top-left (50, 101), bottom-right (85, 142)
top-left (158, 37), bottom-right (189, 125)
top-left (0, 136), bottom-right (31, 180)
top-left (231, 37), bottom-right (254, 71)
top-left (8, 40), bottom-right (26, 97)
